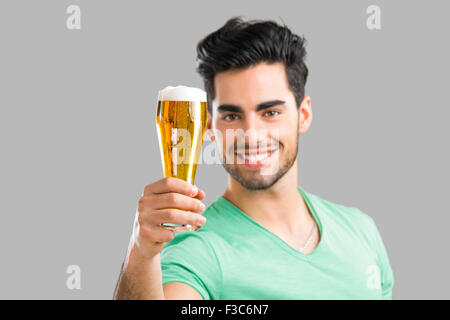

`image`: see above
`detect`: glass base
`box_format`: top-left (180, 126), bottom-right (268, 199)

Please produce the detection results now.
top-left (161, 223), bottom-right (199, 231)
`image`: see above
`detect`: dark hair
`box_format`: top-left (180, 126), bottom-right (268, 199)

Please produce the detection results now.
top-left (196, 16), bottom-right (309, 114)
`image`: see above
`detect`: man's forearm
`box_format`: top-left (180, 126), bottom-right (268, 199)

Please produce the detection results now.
top-left (113, 247), bottom-right (165, 300)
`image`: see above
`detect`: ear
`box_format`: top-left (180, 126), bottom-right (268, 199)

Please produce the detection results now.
top-left (298, 96), bottom-right (312, 135)
top-left (206, 111), bottom-right (215, 141)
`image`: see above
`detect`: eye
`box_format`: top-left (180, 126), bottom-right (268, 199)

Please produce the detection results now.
top-left (264, 110), bottom-right (280, 118)
top-left (223, 114), bottom-right (240, 121)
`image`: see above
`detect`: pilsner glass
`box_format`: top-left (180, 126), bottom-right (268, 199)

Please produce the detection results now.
top-left (156, 85), bottom-right (207, 231)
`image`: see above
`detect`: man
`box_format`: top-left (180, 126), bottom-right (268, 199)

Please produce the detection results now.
top-left (113, 17), bottom-right (394, 300)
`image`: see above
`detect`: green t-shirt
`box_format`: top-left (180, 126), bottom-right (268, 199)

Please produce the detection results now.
top-left (160, 186), bottom-right (395, 300)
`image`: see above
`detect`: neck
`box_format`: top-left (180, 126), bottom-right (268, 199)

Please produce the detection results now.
top-left (222, 159), bottom-right (313, 235)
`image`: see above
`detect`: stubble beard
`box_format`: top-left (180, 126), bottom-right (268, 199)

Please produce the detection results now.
top-left (221, 136), bottom-right (299, 191)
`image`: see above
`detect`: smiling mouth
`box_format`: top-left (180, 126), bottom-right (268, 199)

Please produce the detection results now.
top-left (234, 148), bottom-right (278, 165)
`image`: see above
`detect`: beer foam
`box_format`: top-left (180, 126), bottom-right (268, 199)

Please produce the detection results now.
top-left (158, 85), bottom-right (207, 102)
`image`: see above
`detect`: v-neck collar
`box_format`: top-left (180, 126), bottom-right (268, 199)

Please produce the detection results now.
top-left (216, 186), bottom-right (327, 261)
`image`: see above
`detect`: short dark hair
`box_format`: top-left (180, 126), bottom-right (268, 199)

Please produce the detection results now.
top-left (196, 16), bottom-right (309, 114)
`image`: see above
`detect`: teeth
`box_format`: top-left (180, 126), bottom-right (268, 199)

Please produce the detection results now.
top-left (245, 153), bottom-right (267, 161)
top-left (236, 150), bottom-right (274, 162)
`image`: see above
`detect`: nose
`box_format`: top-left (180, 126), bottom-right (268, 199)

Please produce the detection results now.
top-left (241, 113), bottom-right (265, 148)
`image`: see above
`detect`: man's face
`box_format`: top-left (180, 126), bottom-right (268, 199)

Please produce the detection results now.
top-left (207, 62), bottom-right (312, 190)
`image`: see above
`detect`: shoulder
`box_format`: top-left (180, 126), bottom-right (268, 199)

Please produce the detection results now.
top-left (194, 197), bottom-right (240, 235)
top-left (161, 228), bottom-right (219, 252)
top-left (159, 226), bottom-right (224, 300)
top-left (303, 188), bottom-right (377, 236)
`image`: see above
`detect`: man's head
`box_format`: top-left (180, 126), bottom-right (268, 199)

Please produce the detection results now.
top-left (195, 17), bottom-right (312, 190)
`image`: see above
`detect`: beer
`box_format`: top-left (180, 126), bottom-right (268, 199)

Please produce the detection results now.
top-left (156, 85), bottom-right (207, 231)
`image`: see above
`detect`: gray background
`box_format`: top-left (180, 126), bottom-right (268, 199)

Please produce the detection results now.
top-left (0, 0), bottom-right (448, 299)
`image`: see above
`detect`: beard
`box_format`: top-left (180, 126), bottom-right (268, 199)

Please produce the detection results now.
top-left (221, 135), bottom-right (299, 191)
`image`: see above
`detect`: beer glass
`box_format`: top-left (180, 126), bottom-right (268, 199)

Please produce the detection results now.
top-left (156, 85), bottom-right (207, 231)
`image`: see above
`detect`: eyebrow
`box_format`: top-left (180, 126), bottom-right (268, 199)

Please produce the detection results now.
top-left (217, 99), bottom-right (286, 113)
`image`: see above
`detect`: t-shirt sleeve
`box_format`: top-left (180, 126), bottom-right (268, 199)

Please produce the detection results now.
top-left (367, 216), bottom-right (395, 299)
top-left (160, 231), bottom-right (222, 300)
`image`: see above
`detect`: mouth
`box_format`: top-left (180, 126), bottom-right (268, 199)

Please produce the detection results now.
top-left (234, 148), bottom-right (279, 168)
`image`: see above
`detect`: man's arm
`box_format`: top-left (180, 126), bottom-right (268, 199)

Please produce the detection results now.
top-left (112, 177), bottom-right (207, 300)
top-left (113, 248), bottom-right (164, 300)
top-left (113, 246), bottom-right (203, 300)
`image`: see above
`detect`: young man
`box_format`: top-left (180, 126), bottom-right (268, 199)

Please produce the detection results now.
top-left (113, 17), bottom-right (394, 300)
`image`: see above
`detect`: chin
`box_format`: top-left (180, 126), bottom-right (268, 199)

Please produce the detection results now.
top-left (223, 162), bottom-right (287, 191)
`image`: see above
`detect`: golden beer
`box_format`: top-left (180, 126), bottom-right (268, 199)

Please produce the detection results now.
top-left (156, 86), bottom-right (207, 231)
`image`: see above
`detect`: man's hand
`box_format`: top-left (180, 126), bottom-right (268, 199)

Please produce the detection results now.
top-left (132, 177), bottom-right (207, 259)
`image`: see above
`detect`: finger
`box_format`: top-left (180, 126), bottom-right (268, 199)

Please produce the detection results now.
top-left (141, 224), bottom-right (175, 243)
top-left (149, 209), bottom-right (207, 227)
top-left (151, 192), bottom-right (205, 213)
top-left (193, 188), bottom-right (206, 201)
top-left (144, 177), bottom-right (199, 198)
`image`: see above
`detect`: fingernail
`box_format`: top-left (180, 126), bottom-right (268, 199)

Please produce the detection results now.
top-left (192, 186), bottom-right (198, 196)
top-left (197, 216), bottom-right (207, 224)
top-left (200, 202), bottom-right (206, 210)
